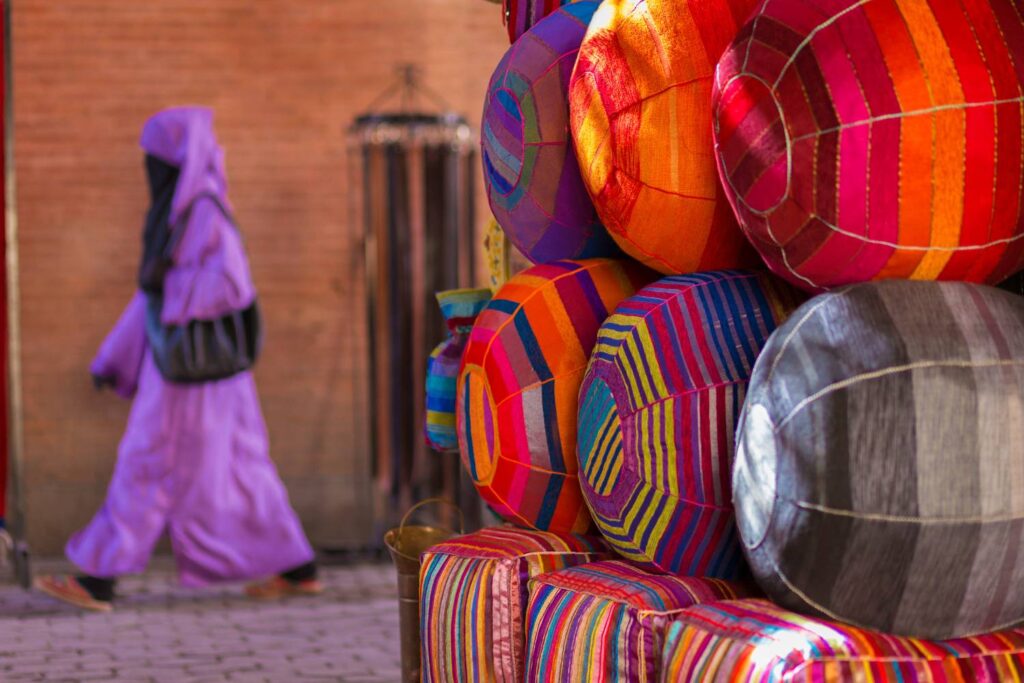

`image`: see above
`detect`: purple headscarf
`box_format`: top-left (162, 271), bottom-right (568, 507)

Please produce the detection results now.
top-left (140, 107), bottom-right (231, 224)
top-left (139, 107), bottom-right (255, 325)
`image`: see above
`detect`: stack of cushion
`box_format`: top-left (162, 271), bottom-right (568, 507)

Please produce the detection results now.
top-left (457, 259), bottom-right (654, 534)
top-left (420, 526), bottom-right (608, 683)
top-left (524, 560), bottom-right (754, 682)
top-left (661, 599), bottom-right (1024, 682)
top-left (576, 271), bottom-right (803, 579)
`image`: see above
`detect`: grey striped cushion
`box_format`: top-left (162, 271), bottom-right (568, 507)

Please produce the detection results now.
top-left (734, 280), bottom-right (1024, 639)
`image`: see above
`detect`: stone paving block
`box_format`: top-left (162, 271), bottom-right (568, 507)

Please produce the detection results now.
top-left (0, 560), bottom-right (401, 683)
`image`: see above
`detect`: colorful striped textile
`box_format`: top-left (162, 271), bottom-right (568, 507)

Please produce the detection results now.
top-left (577, 271), bottom-right (803, 579)
top-left (426, 288), bottom-right (493, 451)
top-left (661, 599), bottom-right (1024, 682)
top-left (525, 560), bottom-right (754, 682)
top-left (713, 0), bottom-right (1024, 292)
top-left (735, 280), bottom-right (1024, 639)
top-left (419, 526), bottom-right (608, 683)
top-left (484, 1), bottom-right (619, 265)
top-left (569, 0), bottom-right (759, 275)
top-left (457, 259), bottom-right (655, 533)
top-left (502, 0), bottom-right (576, 43)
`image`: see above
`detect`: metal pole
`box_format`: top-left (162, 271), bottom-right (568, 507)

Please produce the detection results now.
top-left (4, 0), bottom-right (29, 588)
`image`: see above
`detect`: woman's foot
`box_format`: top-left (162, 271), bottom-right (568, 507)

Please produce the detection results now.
top-left (245, 561), bottom-right (323, 599)
top-left (34, 575), bottom-right (114, 612)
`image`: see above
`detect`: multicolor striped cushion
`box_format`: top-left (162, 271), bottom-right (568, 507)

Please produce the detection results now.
top-left (426, 288), bottom-right (493, 451)
top-left (661, 599), bottom-right (1024, 682)
top-left (502, 0), bottom-right (576, 43)
top-left (577, 272), bottom-right (803, 579)
top-left (713, 0), bottom-right (1024, 292)
top-left (457, 259), bottom-right (654, 533)
top-left (483, 2), bottom-right (618, 265)
top-left (525, 560), bottom-right (754, 682)
top-left (419, 526), bottom-right (608, 683)
top-left (735, 280), bottom-right (1024, 639)
top-left (569, 0), bottom-right (759, 275)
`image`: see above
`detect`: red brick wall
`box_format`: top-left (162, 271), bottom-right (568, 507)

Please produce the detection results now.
top-left (12, 1), bottom-right (506, 553)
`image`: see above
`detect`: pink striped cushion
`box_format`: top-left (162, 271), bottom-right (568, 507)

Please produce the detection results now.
top-left (662, 599), bottom-right (1024, 682)
top-left (419, 526), bottom-right (607, 682)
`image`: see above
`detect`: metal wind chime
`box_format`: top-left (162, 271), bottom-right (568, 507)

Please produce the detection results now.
top-left (347, 66), bottom-right (479, 538)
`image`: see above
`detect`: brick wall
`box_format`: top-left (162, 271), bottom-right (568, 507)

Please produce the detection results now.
top-left (12, 0), bottom-right (507, 553)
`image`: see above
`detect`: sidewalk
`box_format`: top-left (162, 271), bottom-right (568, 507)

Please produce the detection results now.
top-left (0, 558), bottom-right (402, 682)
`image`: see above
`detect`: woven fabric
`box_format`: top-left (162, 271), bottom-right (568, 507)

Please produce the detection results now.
top-left (419, 526), bottom-right (608, 683)
top-left (426, 288), bottom-right (493, 451)
top-left (661, 599), bottom-right (1024, 682)
top-left (578, 271), bottom-right (803, 579)
top-left (524, 560), bottom-right (753, 682)
top-left (457, 259), bottom-right (654, 533)
top-left (484, 2), bottom-right (618, 265)
top-left (568, 0), bottom-right (759, 275)
top-left (713, 0), bottom-right (1024, 292)
top-left (735, 280), bottom-right (1024, 639)
top-left (502, 0), bottom-right (576, 43)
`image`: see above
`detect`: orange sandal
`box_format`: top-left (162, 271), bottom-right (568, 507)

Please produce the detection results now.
top-left (244, 575), bottom-right (324, 599)
top-left (34, 575), bottom-right (114, 612)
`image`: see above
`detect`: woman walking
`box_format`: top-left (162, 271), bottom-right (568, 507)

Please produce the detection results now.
top-left (35, 107), bottom-right (320, 611)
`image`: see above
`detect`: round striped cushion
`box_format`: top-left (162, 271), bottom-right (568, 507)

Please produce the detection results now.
top-left (577, 271), bottom-right (803, 578)
top-left (483, 2), bottom-right (618, 265)
top-left (568, 0), bottom-right (759, 275)
top-left (735, 280), bottom-right (1024, 639)
top-left (713, 0), bottom-right (1024, 292)
top-left (457, 259), bottom-right (654, 533)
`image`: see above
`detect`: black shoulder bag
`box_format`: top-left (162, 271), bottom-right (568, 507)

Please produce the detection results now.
top-left (143, 194), bottom-right (263, 384)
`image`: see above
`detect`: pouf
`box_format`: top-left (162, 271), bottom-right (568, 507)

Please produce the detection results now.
top-left (483, 2), bottom-right (619, 264)
top-left (577, 271), bottom-right (803, 578)
top-left (713, 0), bottom-right (1024, 292)
top-left (502, 0), bottom-right (576, 43)
top-left (426, 288), bottom-right (493, 451)
top-left (420, 526), bottom-right (608, 683)
top-left (524, 560), bottom-right (754, 682)
top-left (569, 0), bottom-right (759, 275)
top-left (458, 259), bottom-right (654, 533)
top-left (661, 599), bottom-right (1024, 682)
top-left (734, 280), bottom-right (1024, 639)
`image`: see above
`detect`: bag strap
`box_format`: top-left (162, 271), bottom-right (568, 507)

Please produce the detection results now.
top-left (163, 192), bottom-right (240, 261)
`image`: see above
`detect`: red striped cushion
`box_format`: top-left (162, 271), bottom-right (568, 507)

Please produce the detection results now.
top-left (525, 560), bottom-right (754, 682)
top-left (713, 0), bottom-right (1024, 291)
top-left (458, 259), bottom-right (654, 533)
top-left (420, 527), bottom-right (607, 683)
top-left (662, 599), bottom-right (1024, 682)
top-left (577, 271), bottom-right (803, 579)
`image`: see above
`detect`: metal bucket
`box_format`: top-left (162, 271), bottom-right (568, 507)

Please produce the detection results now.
top-left (384, 498), bottom-right (463, 683)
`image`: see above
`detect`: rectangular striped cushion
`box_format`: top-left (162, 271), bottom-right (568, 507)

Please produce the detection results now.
top-left (525, 560), bottom-right (754, 682)
top-left (661, 599), bottom-right (1024, 682)
top-left (419, 526), bottom-right (607, 682)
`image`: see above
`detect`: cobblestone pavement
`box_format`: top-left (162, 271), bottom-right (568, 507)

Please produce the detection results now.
top-left (0, 558), bottom-right (402, 682)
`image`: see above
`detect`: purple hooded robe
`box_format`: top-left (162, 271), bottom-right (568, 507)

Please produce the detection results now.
top-left (66, 107), bottom-right (315, 586)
